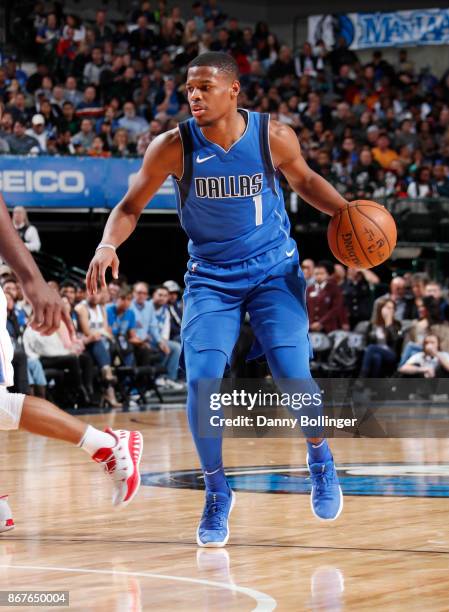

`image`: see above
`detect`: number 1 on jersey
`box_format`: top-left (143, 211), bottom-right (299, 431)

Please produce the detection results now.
top-left (253, 194), bottom-right (263, 226)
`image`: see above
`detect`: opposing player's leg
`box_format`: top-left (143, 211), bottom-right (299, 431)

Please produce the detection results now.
top-left (0, 495), bottom-right (14, 533)
top-left (0, 388), bottom-right (143, 512)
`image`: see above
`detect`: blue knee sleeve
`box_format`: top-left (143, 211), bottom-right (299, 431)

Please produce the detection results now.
top-left (184, 342), bottom-right (228, 472)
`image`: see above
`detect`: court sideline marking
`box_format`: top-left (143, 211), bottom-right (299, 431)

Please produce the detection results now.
top-left (0, 564), bottom-right (277, 611)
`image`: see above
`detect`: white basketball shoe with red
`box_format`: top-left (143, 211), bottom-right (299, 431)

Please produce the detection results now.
top-left (0, 495), bottom-right (14, 533)
top-left (92, 428), bottom-right (143, 508)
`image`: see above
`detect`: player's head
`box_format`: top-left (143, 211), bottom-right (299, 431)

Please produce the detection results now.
top-left (186, 52), bottom-right (240, 126)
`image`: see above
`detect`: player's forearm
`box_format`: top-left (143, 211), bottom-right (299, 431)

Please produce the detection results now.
top-left (0, 197), bottom-right (44, 285)
top-left (295, 171), bottom-right (348, 216)
top-left (99, 201), bottom-right (141, 248)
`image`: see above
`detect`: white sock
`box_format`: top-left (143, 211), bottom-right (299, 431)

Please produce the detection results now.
top-left (78, 425), bottom-right (116, 456)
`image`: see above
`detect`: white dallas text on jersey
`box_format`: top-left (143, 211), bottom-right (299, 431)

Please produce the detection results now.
top-left (194, 173), bottom-right (263, 199)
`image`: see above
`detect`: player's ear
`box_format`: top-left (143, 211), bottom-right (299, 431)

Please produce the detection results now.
top-left (230, 79), bottom-right (240, 98)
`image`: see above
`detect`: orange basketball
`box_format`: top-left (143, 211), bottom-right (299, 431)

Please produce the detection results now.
top-left (327, 200), bottom-right (397, 269)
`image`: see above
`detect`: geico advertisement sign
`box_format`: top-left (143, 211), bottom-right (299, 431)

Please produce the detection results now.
top-left (0, 170), bottom-right (85, 193)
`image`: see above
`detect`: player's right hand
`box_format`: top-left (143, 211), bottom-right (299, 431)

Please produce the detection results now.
top-left (23, 279), bottom-right (75, 338)
top-left (86, 248), bottom-right (120, 295)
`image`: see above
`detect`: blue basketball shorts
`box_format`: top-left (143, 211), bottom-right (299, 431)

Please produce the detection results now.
top-left (180, 238), bottom-right (311, 367)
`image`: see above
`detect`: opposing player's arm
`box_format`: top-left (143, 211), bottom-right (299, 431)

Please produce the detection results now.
top-left (86, 129), bottom-right (183, 294)
top-left (0, 194), bottom-right (74, 336)
top-left (270, 121), bottom-right (348, 216)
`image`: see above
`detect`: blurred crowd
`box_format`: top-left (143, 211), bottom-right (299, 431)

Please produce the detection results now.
top-left (0, 2), bottom-right (449, 200)
top-left (304, 259), bottom-right (449, 379)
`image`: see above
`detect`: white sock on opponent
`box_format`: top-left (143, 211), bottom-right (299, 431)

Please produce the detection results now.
top-left (78, 425), bottom-right (116, 456)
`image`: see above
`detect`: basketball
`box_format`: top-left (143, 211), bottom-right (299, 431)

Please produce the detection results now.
top-left (327, 200), bottom-right (397, 269)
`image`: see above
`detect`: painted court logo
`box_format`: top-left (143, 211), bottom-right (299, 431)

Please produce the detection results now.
top-left (142, 464), bottom-right (449, 498)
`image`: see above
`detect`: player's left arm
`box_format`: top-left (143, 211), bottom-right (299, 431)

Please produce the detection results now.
top-left (269, 120), bottom-right (348, 216)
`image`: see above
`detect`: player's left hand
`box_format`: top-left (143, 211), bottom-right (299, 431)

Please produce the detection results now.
top-left (22, 279), bottom-right (76, 339)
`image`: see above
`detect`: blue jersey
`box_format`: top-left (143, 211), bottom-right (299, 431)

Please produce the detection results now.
top-left (174, 109), bottom-right (290, 264)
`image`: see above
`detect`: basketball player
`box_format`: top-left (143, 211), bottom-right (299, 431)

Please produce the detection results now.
top-left (87, 52), bottom-right (349, 547)
top-left (0, 190), bottom-right (142, 533)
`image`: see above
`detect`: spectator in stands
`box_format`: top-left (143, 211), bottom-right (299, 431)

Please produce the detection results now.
top-left (60, 101), bottom-right (79, 135)
top-left (398, 333), bottom-right (449, 378)
top-left (106, 286), bottom-right (141, 367)
top-left (372, 276), bottom-right (416, 322)
top-left (93, 9), bottom-right (113, 44)
top-left (75, 292), bottom-right (120, 407)
top-left (111, 128), bottom-right (136, 157)
top-left (130, 14), bottom-right (157, 60)
top-left (147, 286), bottom-right (182, 387)
top-left (341, 268), bottom-right (373, 329)
top-left (35, 12), bottom-right (60, 65)
top-left (433, 164), bottom-right (449, 197)
top-left (306, 261), bottom-right (349, 333)
top-left (88, 135), bottom-right (111, 157)
top-left (399, 295), bottom-right (441, 366)
top-left (25, 113), bottom-right (48, 152)
top-left (60, 281), bottom-right (80, 330)
top-left (64, 76), bottom-right (83, 107)
top-left (407, 166), bottom-right (436, 199)
top-left (118, 101), bottom-right (149, 141)
top-left (359, 298), bottom-right (402, 378)
top-left (83, 47), bottom-right (108, 87)
top-left (424, 281), bottom-right (449, 322)
top-left (72, 118), bottom-right (95, 153)
top-left (137, 119), bottom-right (163, 155)
top-left (107, 279), bottom-right (121, 304)
top-left (76, 85), bottom-right (103, 118)
top-left (130, 281), bottom-right (166, 367)
top-left (7, 92), bottom-right (29, 124)
top-left (163, 280), bottom-right (183, 342)
top-left (372, 133), bottom-right (398, 169)
top-left (300, 258), bottom-right (315, 287)
top-left (22, 323), bottom-right (93, 405)
top-left (6, 119), bottom-right (40, 155)
top-left (11, 206), bottom-right (41, 253)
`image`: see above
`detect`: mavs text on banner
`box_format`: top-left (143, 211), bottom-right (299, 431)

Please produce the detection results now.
top-left (308, 8), bottom-right (449, 50)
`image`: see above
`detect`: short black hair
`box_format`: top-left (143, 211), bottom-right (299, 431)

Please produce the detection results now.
top-left (60, 281), bottom-right (77, 290)
top-left (188, 52), bottom-right (239, 79)
top-left (316, 260), bottom-right (334, 275)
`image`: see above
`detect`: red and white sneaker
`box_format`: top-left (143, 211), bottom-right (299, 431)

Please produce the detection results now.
top-left (92, 428), bottom-right (143, 508)
top-left (0, 495), bottom-right (14, 533)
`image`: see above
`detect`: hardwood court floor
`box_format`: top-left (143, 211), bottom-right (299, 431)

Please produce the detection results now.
top-left (2, 409), bottom-right (449, 611)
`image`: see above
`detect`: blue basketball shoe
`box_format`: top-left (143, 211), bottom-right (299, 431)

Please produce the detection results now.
top-left (307, 456), bottom-right (343, 521)
top-left (196, 489), bottom-right (236, 547)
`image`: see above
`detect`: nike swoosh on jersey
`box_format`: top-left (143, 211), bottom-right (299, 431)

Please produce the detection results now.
top-left (196, 154), bottom-right (216, 164)
top-left (286, 248), bottom-right (296, 257)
